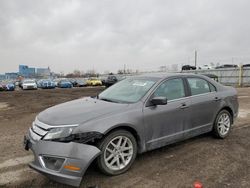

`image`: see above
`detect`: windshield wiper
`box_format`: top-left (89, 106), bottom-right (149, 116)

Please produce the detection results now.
top-left (99, 98), bottom-right (118, 103)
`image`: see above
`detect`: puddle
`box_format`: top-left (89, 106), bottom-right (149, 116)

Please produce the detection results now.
top-left (0, 102), bottom-right (9, 110)
top-left (0, 155), bottom-right (33, 169)
top-left (0, 155), bottom-right (34, 185)
top-left (238, 109), bottom-right (250, 118)
top-left (238, 96), bottom-right (249, 99)
top-left (0, 167), bottom-right (30, 185)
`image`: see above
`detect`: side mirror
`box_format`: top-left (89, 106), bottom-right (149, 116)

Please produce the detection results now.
top-left (150, 96), bottom-right (168, 106)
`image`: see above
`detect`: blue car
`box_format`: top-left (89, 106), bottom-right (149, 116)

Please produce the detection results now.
top-left (41, 80), bottom-right (56, 89)
top-left (6, 82), bottom-right (15, 91)
top-left (36, 79), bottom-right (44, 88)
top-left (58, 80), bottom-right (73, 88)
top-left (0, 81), bottom-right (15, 91)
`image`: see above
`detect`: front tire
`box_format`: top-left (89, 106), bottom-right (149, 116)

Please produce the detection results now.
top-left (213, 110), bottom-right (232, 138)
top-left (97, 130), bottom-right (137, 176)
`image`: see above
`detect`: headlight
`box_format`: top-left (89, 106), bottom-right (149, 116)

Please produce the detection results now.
top-left (43, 127), bottom-right (74, 140)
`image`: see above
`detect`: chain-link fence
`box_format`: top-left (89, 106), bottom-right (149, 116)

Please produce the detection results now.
top-left (182, 67), bottom-right (250, 87)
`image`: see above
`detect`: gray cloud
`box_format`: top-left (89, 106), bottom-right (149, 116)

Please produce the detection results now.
top-left (0, 0), bottom-right (250, 74)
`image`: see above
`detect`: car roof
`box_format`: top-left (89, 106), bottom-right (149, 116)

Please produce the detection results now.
top-left (132, 72), bottom-right (199, 80)
top-left (23, 79), bottom-right (35, 82)
top-left (130, 72), bottom-right (223, 91)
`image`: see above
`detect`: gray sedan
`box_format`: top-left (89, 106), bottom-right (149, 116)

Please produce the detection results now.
top-left (24, 73), bottom-right (238, 187)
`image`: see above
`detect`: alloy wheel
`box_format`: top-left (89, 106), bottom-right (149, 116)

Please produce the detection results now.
top-left (217, 113), bottom-right (231, 136)
top-left (104, 136), bottom-right (133, 171)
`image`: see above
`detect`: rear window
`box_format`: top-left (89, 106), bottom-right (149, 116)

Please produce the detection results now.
top-left (187, 78), bottom-right (210, 95)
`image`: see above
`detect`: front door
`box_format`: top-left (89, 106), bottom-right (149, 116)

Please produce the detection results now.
top-left (143, 78), bottom-right (191, 151)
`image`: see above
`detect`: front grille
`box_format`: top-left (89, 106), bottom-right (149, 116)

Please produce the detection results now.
top-left (32, 122), bottom-right (48, 136)
top-left (29, 128), bottom-right (42, 141)
top-left (30, 120), bottom-right (50, 141)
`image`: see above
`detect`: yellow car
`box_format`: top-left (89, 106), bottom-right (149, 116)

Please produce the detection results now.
top-left (86, 78), bottom-right (102, 86)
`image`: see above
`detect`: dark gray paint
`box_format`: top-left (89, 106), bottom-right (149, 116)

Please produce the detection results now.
top-left (26, 73), bottom-right (239, 187)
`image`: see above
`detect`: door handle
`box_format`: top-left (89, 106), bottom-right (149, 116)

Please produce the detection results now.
top-left (180, 103), bottom-right (188, 109)
top-left (214, 97), bottom-right (221, 101)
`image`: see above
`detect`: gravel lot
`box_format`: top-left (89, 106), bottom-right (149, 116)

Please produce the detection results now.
top-left (0, 87), bottom-right (249, 188)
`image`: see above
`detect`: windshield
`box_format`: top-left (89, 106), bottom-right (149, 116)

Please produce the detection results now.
top-left (24, 80), bottom-right (35, 84)
top-left (99, 78), bottom-right (156, 103)
top-left (61, 81), bottom-right (70, 83)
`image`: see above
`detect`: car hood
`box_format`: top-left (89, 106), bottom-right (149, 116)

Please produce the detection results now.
top-left (23, 83), bottom-right (36, 86)
top-left (37, 97), bottom-right (129, 126)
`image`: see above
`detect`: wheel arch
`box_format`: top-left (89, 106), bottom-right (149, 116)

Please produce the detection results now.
top-left (218, 106), bottom-right (234, 123)
top-left (103, 124), bottom-right (144, 153)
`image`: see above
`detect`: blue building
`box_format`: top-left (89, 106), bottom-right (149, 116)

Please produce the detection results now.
top-left (19, 65), bottom-right (35, 78)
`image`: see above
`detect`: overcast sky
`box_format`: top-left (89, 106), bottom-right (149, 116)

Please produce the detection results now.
top-left (1, 0), bottom-right (250, 74)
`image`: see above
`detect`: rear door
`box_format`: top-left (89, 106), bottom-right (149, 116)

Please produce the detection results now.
top-left (184, 77), bottom-right (220, 136)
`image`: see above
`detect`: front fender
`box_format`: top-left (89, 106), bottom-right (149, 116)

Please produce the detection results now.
top-left (73, 107), bottom-right (146, 152)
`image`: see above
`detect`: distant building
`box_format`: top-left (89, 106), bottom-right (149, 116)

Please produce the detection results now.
top-left (19, 65), bottom-right (36, 78)
top-left (37, 67), bottom-right (50, 77)
top-left (0, 74), bottom-right (5, 80)
top-left (5, 72), bottom-right (18, 80)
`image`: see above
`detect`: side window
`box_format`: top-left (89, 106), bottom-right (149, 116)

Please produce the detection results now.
top-left (154, 78), bottom-right (185, 101)
top-left (187, 78), bottom-right (210, 95)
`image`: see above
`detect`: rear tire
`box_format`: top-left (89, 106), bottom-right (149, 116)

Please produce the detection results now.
top-left (213, 110), bottom-right (232, 138)
top-left (97, 130), bottom-right (137, 176)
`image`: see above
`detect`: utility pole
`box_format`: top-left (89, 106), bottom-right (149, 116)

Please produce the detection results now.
top-left (194, 50), bottom-right (197, 68)
top-left (124, 64), bottom-right (126, 74)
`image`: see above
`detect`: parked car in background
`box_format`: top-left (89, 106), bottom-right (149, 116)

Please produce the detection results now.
top-left (181, 65), bottom-right (196, 70)
top-left (58, 80), bottom-right (73, 88)
top-left (22, 80), bottom-right (37, 90)
top-left (19, 80), bottom-right (23, 88)
top-left (0, 81), bottom-right (15, 91)
top-left (24, 73), bottom-right (238, 187)
top-left (242, 64), bottom-right (250, 68)
top-left (5, 81), bottom-right (15, 91)
top-left (104, 75), bottom-right (126, 87)
top-left (15, 81), bottom-right (20, 87)
top-left (75, 79), bottom-right (87, 87)
top-left (69, 79), bottom-right (78, 87)
top-left (86, 78), bottom-right (102, 86)
top-left (100, 76), bottom-right (108, 86)
top-left (41, 80), bottom-right (56, 89)
top-left (215, 64), bottom-right (238, 69)
top-left (199, 64), bottom-right (214, 70)
top-left (0, 82), bottom-right (6, 91)
top-left (53, 79), bottom-right (61, 87)
top-left (36, 79), bottom-right (44, 88)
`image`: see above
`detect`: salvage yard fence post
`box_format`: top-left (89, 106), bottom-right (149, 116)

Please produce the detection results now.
top-left (239, 65), bottom-right (243, 87)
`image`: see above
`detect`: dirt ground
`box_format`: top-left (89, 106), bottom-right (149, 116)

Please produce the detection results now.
top-left (0, 87), bottom-right (249, 188)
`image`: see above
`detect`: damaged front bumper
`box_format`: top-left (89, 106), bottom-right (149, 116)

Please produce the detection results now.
top-left (24, 133), bottom-right (101, 187)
